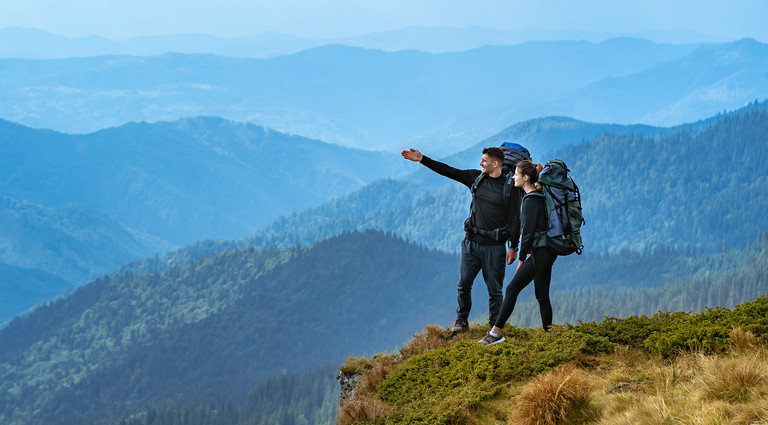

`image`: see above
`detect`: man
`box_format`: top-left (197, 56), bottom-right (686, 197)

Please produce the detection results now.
top-left (401, 147), bottom-right (521, 332)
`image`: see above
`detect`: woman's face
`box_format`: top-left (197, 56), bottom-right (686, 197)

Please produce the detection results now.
top-left (513, 166), bottom-right (527, 188)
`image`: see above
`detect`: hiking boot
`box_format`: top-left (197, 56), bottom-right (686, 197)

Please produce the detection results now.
top-left (450, 317), bottom-right (469, 334)
top-left (477, 332), bottom-right (505, 346)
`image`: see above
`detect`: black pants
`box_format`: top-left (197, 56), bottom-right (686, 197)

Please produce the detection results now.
top-left (457, 239), bottom-right (506, 326)
top-left (494, 247), bottom-right (557, 331)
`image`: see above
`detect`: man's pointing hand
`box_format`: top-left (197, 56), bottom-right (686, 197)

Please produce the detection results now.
top-left (401, 148), bottom-right (423, 162)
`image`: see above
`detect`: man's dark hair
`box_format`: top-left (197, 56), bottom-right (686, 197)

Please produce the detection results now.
top-left (482, 147), bottom-right (505, 165)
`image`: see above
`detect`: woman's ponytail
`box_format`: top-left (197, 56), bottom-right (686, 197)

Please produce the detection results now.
top-left (535, 163), bottom-right (543, 191)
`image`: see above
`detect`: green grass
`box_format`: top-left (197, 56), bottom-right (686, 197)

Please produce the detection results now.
top-left (340, 295), bottom-right (768, 424)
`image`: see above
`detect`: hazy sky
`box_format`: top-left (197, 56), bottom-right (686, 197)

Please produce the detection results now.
top-left (2, 0), bottom-right (767, 41)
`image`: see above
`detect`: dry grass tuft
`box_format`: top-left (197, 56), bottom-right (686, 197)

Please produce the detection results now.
top-left (510, 365), bottom-right (600, 425)
top-left (601, 394), bottom-right (678, 425)
top-left (634, 394), bottom-right (677, 424)
top-left (598, 349), bottom-right (768, 425)
top-left (732, 403), bottom-right (768, 424)
top-left (697, 352), bottom-right (768, 403)
top-left (337, 393), bottom-right (391, 425)
top-left (398, 324), bottom-right (450, 360)
top-left (339, 356), bottom-right (374, 375)
top-left (355, 353), bottom-right (398, 395)
top-left (730, 327), bottom-right (758, 354)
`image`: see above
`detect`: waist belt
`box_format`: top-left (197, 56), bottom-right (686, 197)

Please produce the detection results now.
top-left (464, 218), bottom-right (510, 242)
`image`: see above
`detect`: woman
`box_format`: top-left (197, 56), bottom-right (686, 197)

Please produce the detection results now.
top-left (478, 159), bottom-right (557, 345)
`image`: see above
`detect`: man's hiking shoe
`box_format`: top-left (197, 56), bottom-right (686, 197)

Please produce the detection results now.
top-left (478, 332), bottom-right (505, 345)
top-left (450, 318), bottom-right (469, 334)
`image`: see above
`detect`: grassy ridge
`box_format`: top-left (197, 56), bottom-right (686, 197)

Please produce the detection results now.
top-left (339, 295), bottom-right (768, 424)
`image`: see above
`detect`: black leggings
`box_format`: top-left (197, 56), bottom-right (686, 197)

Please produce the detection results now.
top-left (494, 247), bottom-right (557, 330)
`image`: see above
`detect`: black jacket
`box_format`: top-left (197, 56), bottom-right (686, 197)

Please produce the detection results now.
top-left (420, 155), bottom-right (520, 248)
top-left (519, 190), bottom-right (547, 260)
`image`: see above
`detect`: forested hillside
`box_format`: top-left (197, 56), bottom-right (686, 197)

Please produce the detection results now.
top-left (0, 230), bottom-right (457, 425)
top-left (0, 117), bottom-right (407, 245)
top-left (3, 227), bottom-right (766, 424)
top-left (119, 364), bottom-right (340, 425)
top-left (0, 116), bottom-right (410, 321)
top-left (249, 102), bottom-right (768, 255)
top-left (570, 109), bottom-right (768, 252)
top-left (100, 234), bottom-right (768, 425)
top-left (0, 197), bottom-right (172, 283)
top-left (417, 98), bottom-right (768, 186)
top-left (0, 196), bottom-right (174, 322)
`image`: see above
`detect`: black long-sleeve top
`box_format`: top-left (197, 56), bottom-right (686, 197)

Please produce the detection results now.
top-left (420, 155), bottom-right (520, 249)
top-left (519, 190), bottom-right (548, 260)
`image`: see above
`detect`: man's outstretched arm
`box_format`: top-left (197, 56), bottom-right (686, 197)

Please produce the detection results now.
top-left (401, 148), bottom-right (477, 187)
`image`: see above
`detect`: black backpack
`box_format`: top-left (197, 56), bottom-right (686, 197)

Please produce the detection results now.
top-left (465, 142), bottom-right (531, 241)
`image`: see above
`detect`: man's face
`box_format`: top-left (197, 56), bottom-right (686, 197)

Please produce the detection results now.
top-left (480, 154), bottom-right (498, 174)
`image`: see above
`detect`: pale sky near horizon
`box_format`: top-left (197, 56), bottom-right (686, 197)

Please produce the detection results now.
top-left (2, 0), bottom-right (767, 41)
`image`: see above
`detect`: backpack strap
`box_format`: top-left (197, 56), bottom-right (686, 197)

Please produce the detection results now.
top-left (503, 171), bottom-right (515, 211)
top-left (468, 173), bottom-right (485, 217)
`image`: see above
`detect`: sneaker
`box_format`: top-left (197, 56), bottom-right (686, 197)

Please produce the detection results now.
top-left (450, 317), bottom-right (469, 334)
top-left (478, 332), bottom-right (505, 345)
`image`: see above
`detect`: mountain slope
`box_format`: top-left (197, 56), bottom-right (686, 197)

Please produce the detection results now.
top-left (2, 229), bottom-right (766, 424)
top-left (0, 230), bottom-right (458, 425)
top-left (559, 38), bottom-right (768, 125)
top-left (0, 117), bottom-right (408, 245)
top-left (337, 295), bottom-right (768, 424)
top-left (0, 262), bottom-right (71, 324)
top-left (248, 102), bottom-right (768, 255)
top-left (0, 197), bottom-right (173, 282)
top-left (0, 197), bottom-right (173, 322)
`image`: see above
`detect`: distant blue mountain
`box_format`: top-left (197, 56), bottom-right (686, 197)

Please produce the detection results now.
top-left (0, 116), bottom-right (409, 321)
top-left (555, 38), bottom-right (768, 126)
top-left (0, 197), bottom-right (172, 282)
top-left (0, 26), bottom-right (722, 60)
top-left (0, 27), bottom-right (319, 59)
top-left (0, 38), bottom-right (716, 153)
top-left (0, 117), bottom-right (408, 246)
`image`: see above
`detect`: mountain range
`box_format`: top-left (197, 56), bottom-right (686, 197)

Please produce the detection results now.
top-left (3, 100), bottom-right (766, 324)
top-left (3, 38), bottom-right (766, 153)
top-left (2, 27), bottom-right (767, 425)
top-left (249, 100), bottom-right (768, 254)
top-left (1, 104), bottom-right (767, 424)
top-left (1, 228), bottom-right (766, 425)
top-left (0, 230), bottom-right (458, 425)
top-left (0, 117), bottom-right (409, 321)
top-left (0, 26), bottom-right (726, 59)
top-left (0, 116), bottom-right (408, 246)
